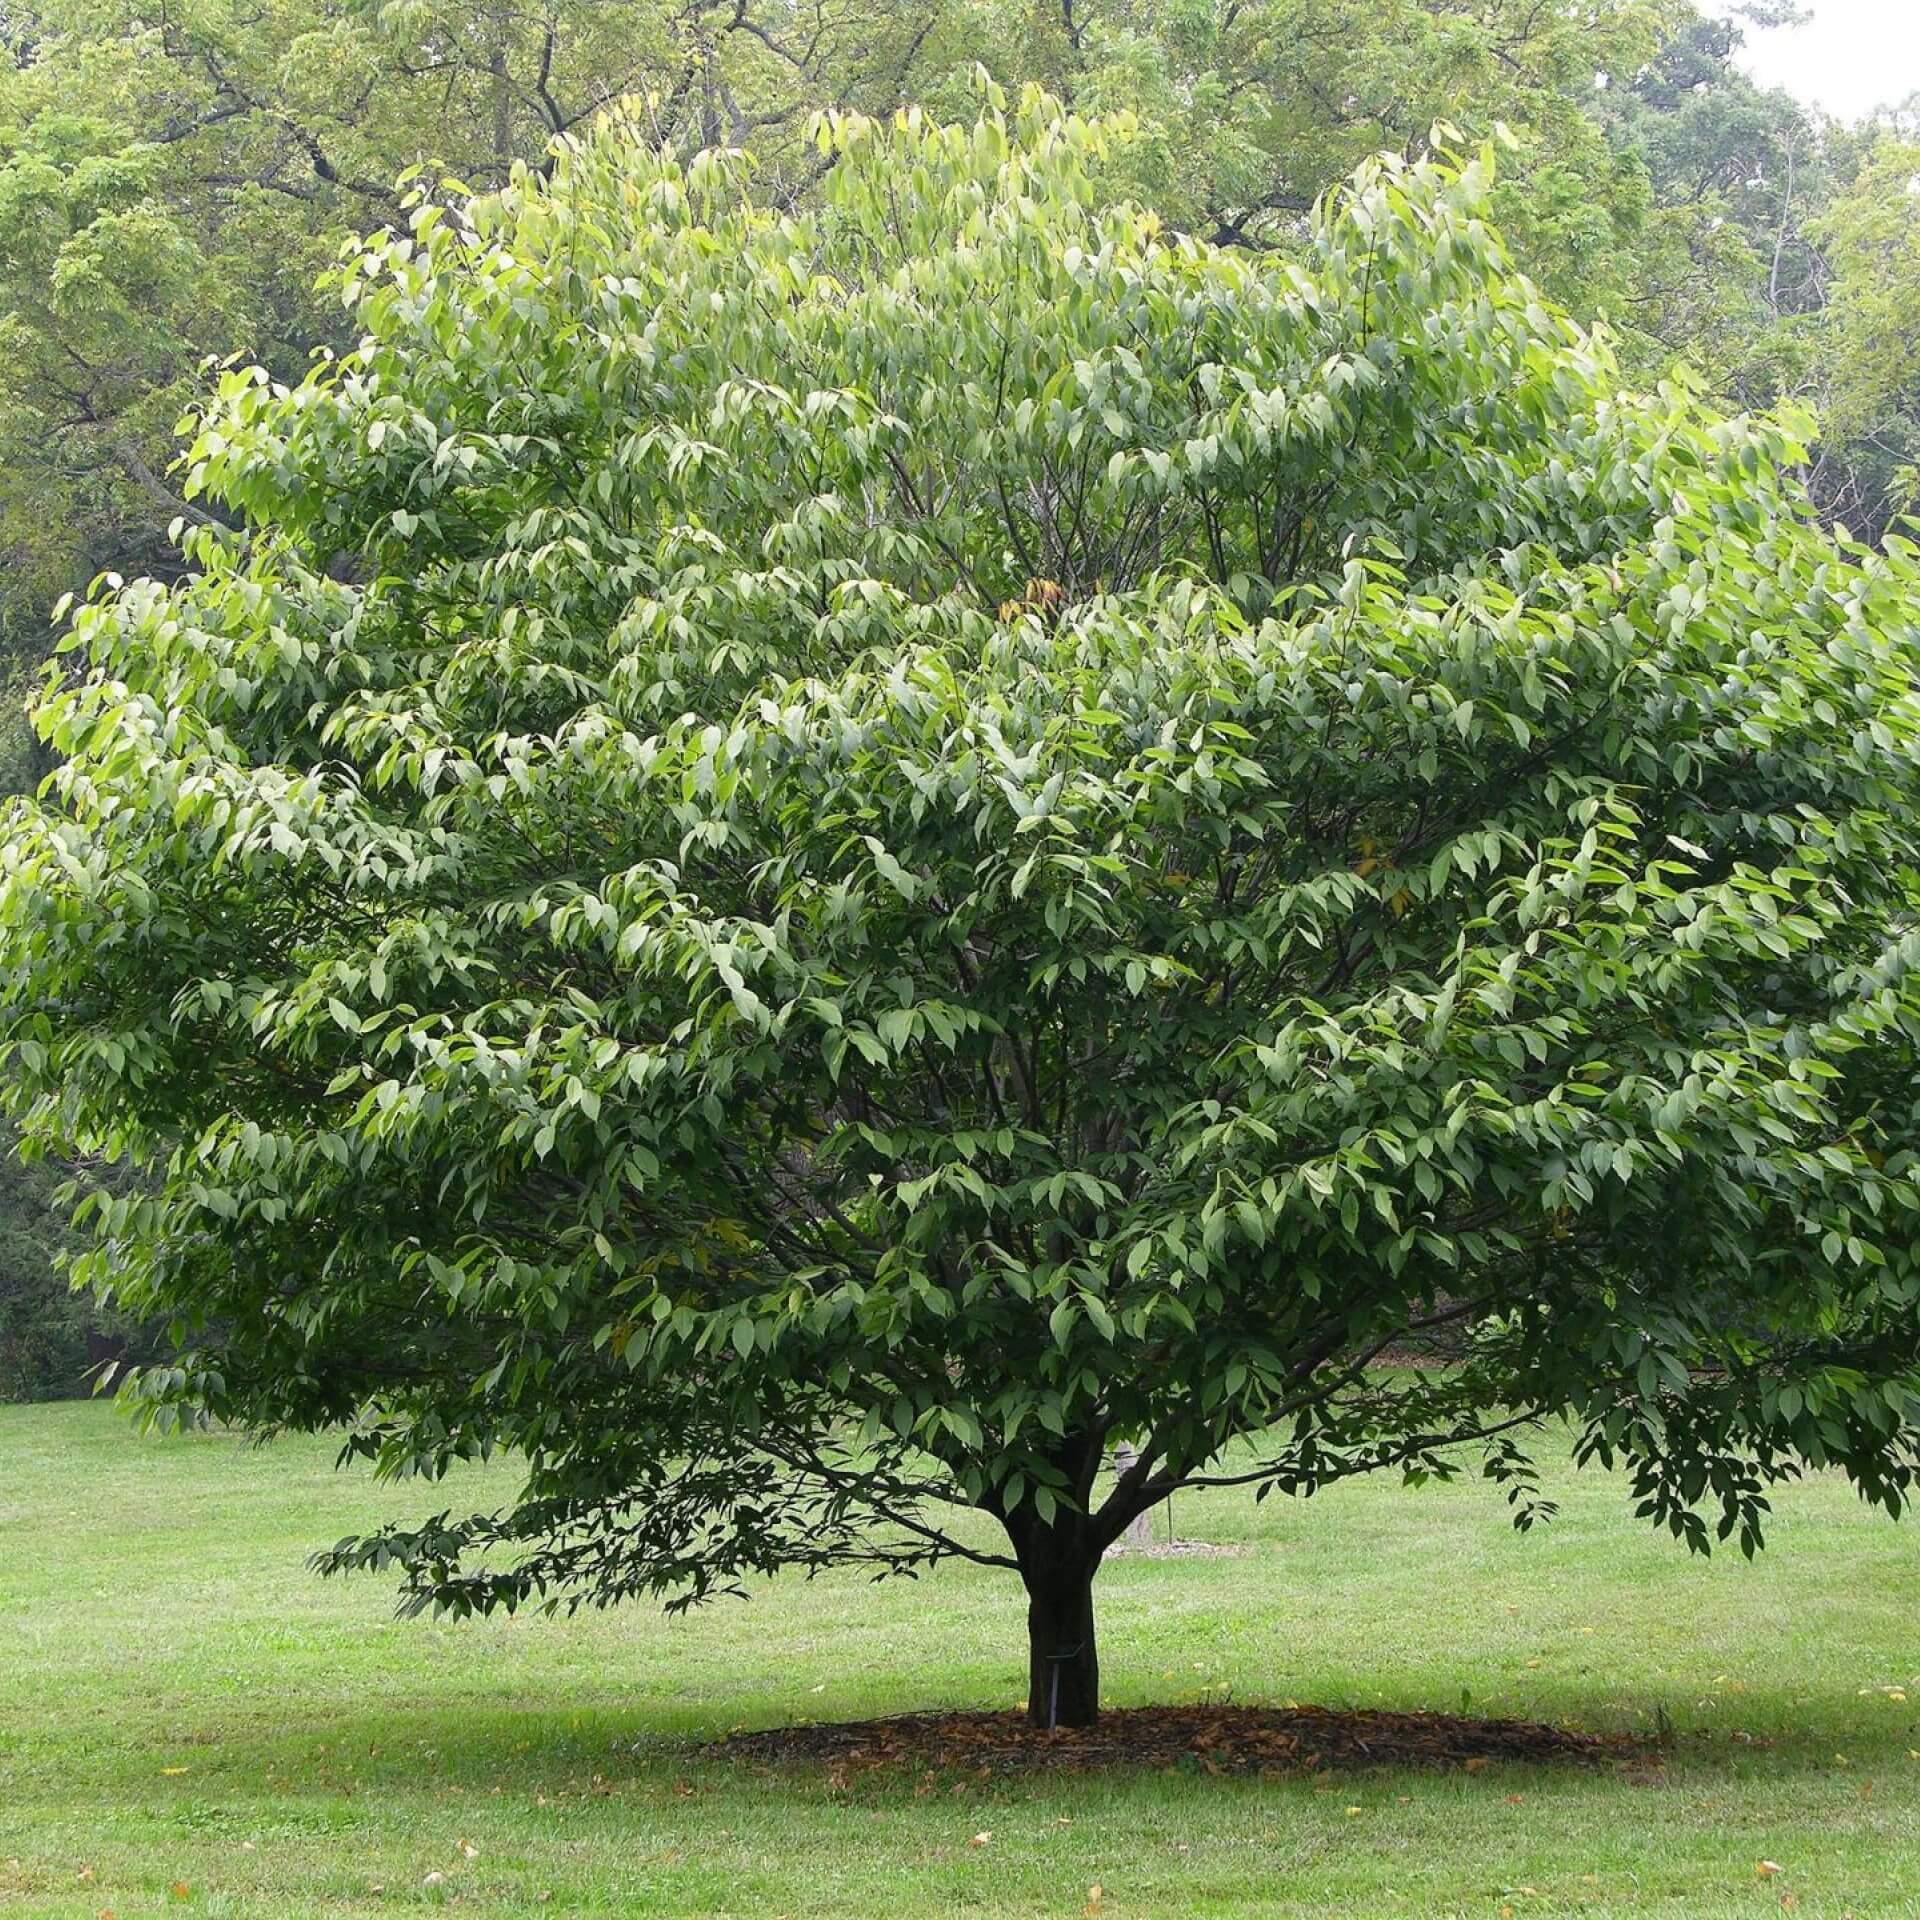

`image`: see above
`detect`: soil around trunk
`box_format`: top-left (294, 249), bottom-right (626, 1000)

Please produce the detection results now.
top-left (718, 1703), bottom-right (1643, 1778)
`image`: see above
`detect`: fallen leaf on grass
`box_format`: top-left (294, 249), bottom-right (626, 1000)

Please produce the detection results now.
top-left (1083, 1887), bottom-right (1103, 1917)
top-left (1757, 1861), bottom-right (1785, 1879)
top-left (159, 1767), bottom-right (189, 1777)
top-left (968, 1831), bottom-right (992, 1847)
top-left (423, 1872), bottom-right (445, 1887)
top-left (456, 1840), bottom-right (479, 1860)
top-left (170, 1883), bottom-right (190, 1900)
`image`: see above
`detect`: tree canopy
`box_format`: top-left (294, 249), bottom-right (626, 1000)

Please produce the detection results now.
top-left (6, 95), bottom-right (1920, 1722)
top-left (10, 0), bottom-right (1920, 1402)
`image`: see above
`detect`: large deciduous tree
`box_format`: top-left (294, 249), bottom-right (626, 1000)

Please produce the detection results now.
top-left (7, 96), bottom-right (1920, 1726)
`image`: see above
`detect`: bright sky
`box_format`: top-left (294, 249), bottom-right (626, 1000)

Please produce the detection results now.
top-left (1713, 1), bottom-right (1920, 120)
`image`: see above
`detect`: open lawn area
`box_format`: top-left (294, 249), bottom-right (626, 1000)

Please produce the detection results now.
top-left (2, 1400), bottom-right (1918, 1917)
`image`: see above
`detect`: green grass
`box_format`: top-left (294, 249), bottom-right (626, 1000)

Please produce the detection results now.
top-left (2, 1403), bottom-right (1918, 1917)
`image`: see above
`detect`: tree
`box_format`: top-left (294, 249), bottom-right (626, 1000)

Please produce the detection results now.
top-left (1809, 131), bottom-right (1920, 539)
top-left (7, 96), bottom-right (1920, 1727)
top-left (1597, 3), bottom-right (1826, 384)
top-left (0, 0), bottom-right (983, 1354)
top-left (0, 1115), bottom-right (147, 1400)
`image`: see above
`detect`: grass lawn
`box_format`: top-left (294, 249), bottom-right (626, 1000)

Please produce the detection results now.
top-left (2, 1401), bottom-right (1918, 1917)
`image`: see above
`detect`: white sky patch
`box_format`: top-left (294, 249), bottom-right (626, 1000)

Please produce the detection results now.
top-left (1707, 0), bottom-right (1920, 120)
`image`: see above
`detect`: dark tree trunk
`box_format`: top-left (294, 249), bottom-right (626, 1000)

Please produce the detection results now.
top-left (1023, 1549), bottom-right (1099, 1729)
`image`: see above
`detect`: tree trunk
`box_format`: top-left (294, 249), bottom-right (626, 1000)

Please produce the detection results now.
top-left (489, 7), bottom-right (513, 182)
top-left (1023, 1551), bottom-right (1099, 1729)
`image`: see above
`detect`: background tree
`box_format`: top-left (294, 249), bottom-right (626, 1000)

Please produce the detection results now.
top-left (1807, 130), bottom-right (1920, 538)
top-left (1596, 6), bottom-right (1920, 542)
top-left (0, 0), bottom-right (969, 700)
top-left (0, 0), bottom-right (1785, 726)
top-left (948, 0), bottom-right (1678, 285)
top-left (0, 1121), bottom-right (88, 1398)
top-left (7, 100), bottom-right (1920, 1724)
top-left (0, 1130), bottom-right (146, 1398)
top-left (1596, 1), bottom-right (1826, 382)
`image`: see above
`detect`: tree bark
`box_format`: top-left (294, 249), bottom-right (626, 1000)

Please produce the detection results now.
top-left (489, 4), bottom-right (513, 181)
top-left (1022, 1548), bottom-right (1099, 1729)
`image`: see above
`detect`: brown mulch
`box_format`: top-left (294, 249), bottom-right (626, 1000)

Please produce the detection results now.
top-left (718, 1704), bottom-right (1641, 1779)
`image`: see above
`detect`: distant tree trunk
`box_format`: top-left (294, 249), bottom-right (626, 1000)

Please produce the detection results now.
top-left (84, 1329), bottom-right (128, 1381)
top-left (1018, 1531), bottom-right (1100, 1728)
top-left (489, 7), bottom-right (513, 181)
top-left (1112, 1443), bottom-right (1155, 1547)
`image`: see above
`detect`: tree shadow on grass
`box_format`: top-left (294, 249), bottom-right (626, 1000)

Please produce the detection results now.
top-left (142, 1686), bottom-right (1904, 1806)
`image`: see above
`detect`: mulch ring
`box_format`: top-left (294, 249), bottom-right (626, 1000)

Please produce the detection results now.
top-left (719, 1704), bottom-right (1642, 1779)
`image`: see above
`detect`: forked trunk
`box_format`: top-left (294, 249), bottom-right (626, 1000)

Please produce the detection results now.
top-left (1023, 1552), bottom-right (1099, 1729)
